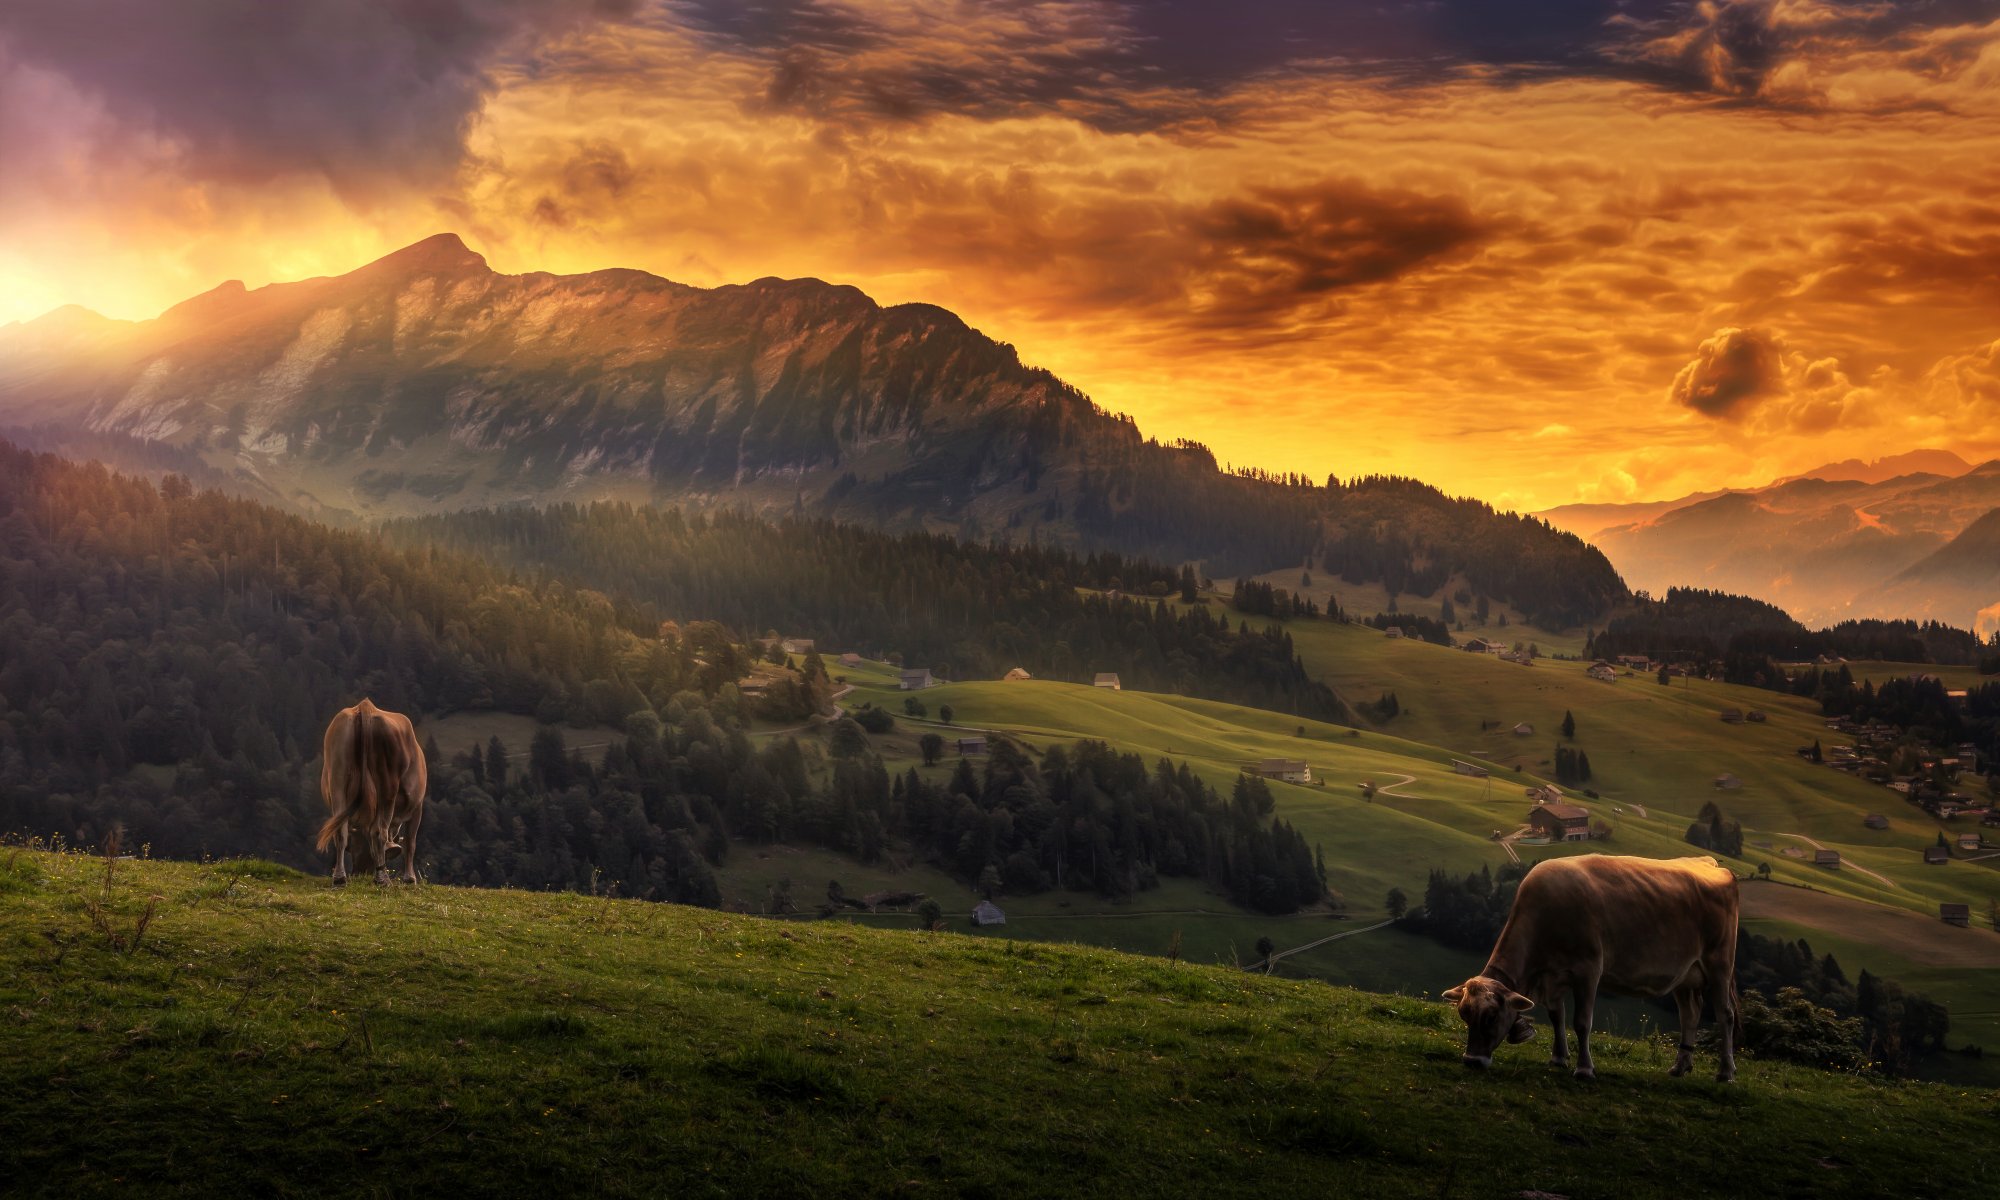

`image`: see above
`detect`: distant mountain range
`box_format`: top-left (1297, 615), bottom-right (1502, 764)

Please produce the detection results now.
top-left (1538, 458), bottom-right (2000, 630)
top-left (0, 234), bottom-right (1623, 624)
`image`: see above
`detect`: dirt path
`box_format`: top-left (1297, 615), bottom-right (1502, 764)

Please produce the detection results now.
top-left (1774, 832), bottom-right (1898, 890)
top-left (1374, 773), bottom-right (1421, 798)
top-left (1253, 919), bottom-right (1395, 971)
top-left (1741, 885), bottom-right (2000, 968)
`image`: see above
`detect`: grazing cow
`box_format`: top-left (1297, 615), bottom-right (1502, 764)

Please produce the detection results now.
top-left (1442, 854), bottom-right (1740, 1082)
top-left (316, 699), bottom-right (427, 886)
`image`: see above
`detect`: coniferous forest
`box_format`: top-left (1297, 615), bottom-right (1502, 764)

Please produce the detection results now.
top-left (381, 502), bottom-right (1350, 722)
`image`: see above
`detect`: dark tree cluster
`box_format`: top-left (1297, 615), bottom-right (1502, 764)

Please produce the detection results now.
top-left (1586, 588), bottom-right (1803, 664)
top-left (1058, 444), bottom-right (1324, 577)
top-left (1735, 931), bottom-right (1951, 1076)
top-left (796, 741), bottom-right (1329, 914)
top-left (1551, 746), bottom-right (1592, 787)
top-left (382, 504), bottom-right (1352, 723)
top-left (1399, 863), bottom-right (1530, 952)
top-left (1591, 589), bottom-right (1994, 669)
top-left (1360, 692), bottom-right (1402, 723)
top-left (1682, 800), bottom-right (1742, 857)
top-left (1229, 578), bottom-right (1321, 619)
top-left (1319, 476), bottom-right (1626, 627)
top-left (1362, 612), bottom-right (1452, 645)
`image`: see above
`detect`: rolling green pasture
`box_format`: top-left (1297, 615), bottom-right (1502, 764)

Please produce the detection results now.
top-left (4, 849), bottom-right (1993, 1199)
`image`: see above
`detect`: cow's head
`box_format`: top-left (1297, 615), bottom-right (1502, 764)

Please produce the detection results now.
top-left (1442, 976), bottom-right (1536, 1069)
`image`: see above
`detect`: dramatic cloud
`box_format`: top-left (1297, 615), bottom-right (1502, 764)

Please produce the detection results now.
top-left (6, 0), bottom-right (2000, 507)
top-left (1927, 339), bottom-right (2000, 412)
top-left (1671, 327), bottom-right (1788, 419)
top-left (0, 0), bottom-right (635, 194)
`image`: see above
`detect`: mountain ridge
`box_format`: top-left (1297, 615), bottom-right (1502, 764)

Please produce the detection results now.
top-left (0, 233), bottom-right (1626, 622)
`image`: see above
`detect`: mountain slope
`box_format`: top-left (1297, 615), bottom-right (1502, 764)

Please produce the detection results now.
top-left (1860, 506), bottom-right (2000, 632)
top-left (1566, 466), bottom-right (2000, 625)
top-left (4, 850), bottom-right (1992, 1199)
top-left (1779, 449), bottom-right (1974, 486)
top-left (0, 235), bottom-right (1624, 616)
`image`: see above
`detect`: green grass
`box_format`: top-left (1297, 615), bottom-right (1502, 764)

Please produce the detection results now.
top-left (4, 849), bottom-right (1996, 1199)
top-left (815, 637), bottom-right (2000, 1084)
top-left (1273, 619), bottom-right (2000, 919)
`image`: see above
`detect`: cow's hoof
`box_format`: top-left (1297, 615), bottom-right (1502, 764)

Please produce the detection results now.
top-left (1669, 1062), bottom-right (1691, 1078)
top-left (1548, 1058), bottom-right (1569, 1070)
top-left (1715, 1070), bottom-right (1736, 1084)
top-left (1572, 1067), bottom-right (1596, 1082)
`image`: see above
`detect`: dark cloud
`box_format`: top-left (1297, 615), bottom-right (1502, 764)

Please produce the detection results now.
top-left (669, 1), bottom-right (2000, 131)
top-left (1175, 183), bottom-right (1493, 331)
top-left (1670, 326), bottom-right (1786, 418)
top-left (0, 0), bottom-right (636, 194)
top-left (1616, 0), bottom-right (2000, 102)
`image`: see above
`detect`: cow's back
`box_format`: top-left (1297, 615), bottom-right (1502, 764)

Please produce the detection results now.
top-left (1506, 855), bottom-right (1737, 994)
top-left (318, 701), bottom-right (426, 842)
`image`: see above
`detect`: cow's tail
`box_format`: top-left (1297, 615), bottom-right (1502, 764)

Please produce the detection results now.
top-left (315, 728), bottom-right (343, 853)
top-left (314, 810), bottom-right (342, 853)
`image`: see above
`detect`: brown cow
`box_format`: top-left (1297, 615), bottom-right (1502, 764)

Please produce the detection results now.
top-left (316, 699), bottom-right (427, 886)
top-left (1442, 854), bottom-right (1740, 1082)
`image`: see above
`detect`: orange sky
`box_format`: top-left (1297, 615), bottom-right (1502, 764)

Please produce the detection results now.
top-left (4, 0), bottom-right (2000, 511)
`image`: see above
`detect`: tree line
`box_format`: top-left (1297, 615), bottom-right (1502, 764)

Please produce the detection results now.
top-left (381, 503), bottom-right (1352, 722)
top-left (1589, 588), bottom-right (1994, 666)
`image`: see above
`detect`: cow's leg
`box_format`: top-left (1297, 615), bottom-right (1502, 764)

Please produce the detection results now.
top-left (1571, 972), bottom-right (1600, 1081)
top-left (1670, 986), bottom-right (1700, 1077)
top-left (332, 824), bottom-right (349, 886)
top-left (1547, 990), bottom-right (1570, 1069)
top-left (399, 804), bottom-right (423, 884)
top-left (1706, 976), bottom-right (1738, 1083)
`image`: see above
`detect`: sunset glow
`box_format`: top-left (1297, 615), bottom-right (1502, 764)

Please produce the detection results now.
top-left (5, 0), bottom-right (2000, 509)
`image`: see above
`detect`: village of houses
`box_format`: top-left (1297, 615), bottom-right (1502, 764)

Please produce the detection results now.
top-left (1383, 624), bottom-right (1994, 928)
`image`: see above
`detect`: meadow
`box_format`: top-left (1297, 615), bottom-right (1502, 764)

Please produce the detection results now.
top-left (4, 848), bottom-right (1994, 1199)
top-left (816, 629), bottom-right (2000, 1067)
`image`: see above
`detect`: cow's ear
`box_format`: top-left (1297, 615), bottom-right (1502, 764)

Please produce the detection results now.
top-left (1441, 987), bottom-right (1465, 1003)
top-left (1506, 992), bottom-right (1535, 1012)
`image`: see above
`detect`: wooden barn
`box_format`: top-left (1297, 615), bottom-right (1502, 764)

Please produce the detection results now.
top-left (1527, 803), bottom-right (1591, 842)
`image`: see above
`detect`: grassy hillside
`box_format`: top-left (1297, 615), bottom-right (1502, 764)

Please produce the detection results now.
top-left (822, 642), bottom-right (2000, 1068)
top-left (3, 848), bottom-right (1993, 1200)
